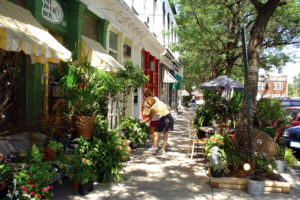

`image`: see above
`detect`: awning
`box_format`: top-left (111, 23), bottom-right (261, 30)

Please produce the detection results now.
top-left (0, 0), bottom-right (72, 64)
top-left (172, 72), bottom-right (183, 90)
top-left (81, 35), bottom-right (124, 73)
top-left (179, 90), bottom-right (189, 96)
top-left (163, 69), bottom-right (178, 83)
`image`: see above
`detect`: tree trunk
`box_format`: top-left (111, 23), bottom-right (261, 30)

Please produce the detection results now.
top-left (235, 0), bottom-right (281, 154)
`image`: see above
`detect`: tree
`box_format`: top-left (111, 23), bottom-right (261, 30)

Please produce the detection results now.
top-left (175, 0), bottom-right (300, 154)
top-left (292, 72), bottom-right (300, 96)
top-left (110, 61), bottom-right (148, 134)
top-left (174, 0), bottom-right (299, 92)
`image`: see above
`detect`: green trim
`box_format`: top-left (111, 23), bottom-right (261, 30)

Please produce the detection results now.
top-left (26, 58), bottom-right (43, 121)
top-left (98, 19), bottom-right (109, 48)
top-left (65, 0), bottom-right (87, 60)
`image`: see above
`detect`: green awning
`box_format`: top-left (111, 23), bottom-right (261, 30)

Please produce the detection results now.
top-left (172, 72), bottom-right (182, 90)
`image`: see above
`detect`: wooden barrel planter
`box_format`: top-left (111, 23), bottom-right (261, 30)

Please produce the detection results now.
top-left (209, 176), bottom-right (290, 194)
top-left (72, 115), bottom-right (96, 139)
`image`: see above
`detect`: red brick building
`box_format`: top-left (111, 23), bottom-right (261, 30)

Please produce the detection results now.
top-left (257, 75), bottom-right (288, 99)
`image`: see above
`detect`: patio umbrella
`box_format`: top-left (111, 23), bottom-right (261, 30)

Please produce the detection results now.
top-left (198, 75), bottom-right (244, 91)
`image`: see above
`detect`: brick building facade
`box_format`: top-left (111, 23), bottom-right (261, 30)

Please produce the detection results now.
top-left (257, 75), bottom-right (288, 99)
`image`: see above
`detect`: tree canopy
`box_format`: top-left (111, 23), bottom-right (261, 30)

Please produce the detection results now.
top-left (174, 0), bottom-right (300, 92)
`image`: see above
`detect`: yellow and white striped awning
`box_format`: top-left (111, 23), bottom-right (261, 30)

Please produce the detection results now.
top-left (0, 0), bottom-right (72, 64)
top-left (81, 35), bottom-right (124, 74)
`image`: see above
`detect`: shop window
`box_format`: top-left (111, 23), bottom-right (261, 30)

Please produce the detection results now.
top-left (109, 31), bottom-right (118, 60)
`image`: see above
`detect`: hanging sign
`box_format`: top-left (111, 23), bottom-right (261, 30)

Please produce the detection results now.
top-left (42, 0), bottom-right (64, 24)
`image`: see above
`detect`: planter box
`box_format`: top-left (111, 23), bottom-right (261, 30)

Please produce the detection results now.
top-left (209, 176), bottom-right (290, 193)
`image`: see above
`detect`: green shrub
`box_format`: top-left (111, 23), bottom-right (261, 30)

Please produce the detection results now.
top-left (120, 117), bottom-right (149, 147)
top-left (284, 147), bottom-right (297, 170)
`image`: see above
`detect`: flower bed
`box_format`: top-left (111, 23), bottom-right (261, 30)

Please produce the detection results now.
top-left (209, 171), bottom-right (290, 193)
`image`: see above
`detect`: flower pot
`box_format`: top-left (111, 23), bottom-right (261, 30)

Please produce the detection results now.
top-left (210, 168), bottom-right (224, 178)
top-left (87, 181), bottom-right (94, 192)
top-left (275, 159), bottom-right (286, 173)
top-left (78, 183), bottom-right (89, 196)
top-left (247, 176), bottom-right (265, 197)
top-left (72, 115), bottom-right (96, 139)
top-left (130, 143), bottom-right (137, 149)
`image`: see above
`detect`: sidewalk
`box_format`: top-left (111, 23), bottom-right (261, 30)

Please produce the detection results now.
top-left (53, 107), bottom-right (300, 200)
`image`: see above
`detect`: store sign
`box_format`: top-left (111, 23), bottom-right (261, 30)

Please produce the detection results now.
top-left (42, 0), bottom-right (64, 24)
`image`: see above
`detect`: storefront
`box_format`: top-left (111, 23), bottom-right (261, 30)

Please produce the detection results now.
top-left (141, 49), bottom-right (159, 97)
top-left (0, 0), bottom-right (72, 127)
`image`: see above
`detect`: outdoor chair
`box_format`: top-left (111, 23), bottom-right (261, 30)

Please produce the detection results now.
top-left (187, 120), bottom-right (205, 159)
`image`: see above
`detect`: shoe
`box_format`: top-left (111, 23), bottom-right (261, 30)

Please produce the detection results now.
top-left (148, 146), bottom-right (154, 152)
top-left (151, 147), bottom-right (160, 154)
top-left (161, 149), bottom-right (167, 154)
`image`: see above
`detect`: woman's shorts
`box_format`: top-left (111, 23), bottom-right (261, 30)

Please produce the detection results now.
top-left (156, 113), bottom-right (174, 132)
top-left (150, 120), bottom-right (158, 127)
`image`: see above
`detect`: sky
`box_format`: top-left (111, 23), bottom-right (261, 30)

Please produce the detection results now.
top-left (259, 46), bottom-right (300, 84)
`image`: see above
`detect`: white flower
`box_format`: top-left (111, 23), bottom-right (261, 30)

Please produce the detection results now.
top-left (7, 193), bottom-right (12, 198)
top-left (14, 190), bottom-right (19, 196)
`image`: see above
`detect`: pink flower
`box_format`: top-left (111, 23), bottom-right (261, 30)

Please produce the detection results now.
top-left (30, 191), bottom-right (34, 196)
top-left (22, 185), bottom-right (27, 191)
top-left (36, 194), bottom-right (40, 198)
top-left (83, 158), bottom-right (87, 163)
top-left (47, 186), bottom-right (50, 190)
top-left (32, 184), bottom-right (35, 188)
top-left (28, 174), bottom-right (31, 177)
top-left (50, 185), bottom-right (53, 189)
top-left (42, 188), bottom-right (47, 192)
top-left (27, 179), bottom-right (31, 184)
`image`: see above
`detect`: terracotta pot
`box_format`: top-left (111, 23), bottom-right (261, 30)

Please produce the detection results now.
top-left (72, 115), bottom-right (96, 139)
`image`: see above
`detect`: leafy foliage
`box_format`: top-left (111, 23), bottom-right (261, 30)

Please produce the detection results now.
top-left (174, 0), bottom-right (299, 92)
top-left (92, 116), bottom-right (125, 184)
top-left (284, 147), bottom-right (298, 170)
top-left (120, 117), bottom-right (149, 147)
top-left (255, 98), bottom-right (292, 139)
top-left (58, 59), bottom-right (114, 116)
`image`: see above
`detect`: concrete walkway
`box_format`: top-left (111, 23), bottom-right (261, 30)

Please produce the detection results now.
top-left (53, 108), bottom-right (300, 200)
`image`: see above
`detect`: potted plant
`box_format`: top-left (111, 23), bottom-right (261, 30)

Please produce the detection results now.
top-left (274, 143), bottom-right (286, 173)
top-left (247, 152), bottom-right (276, 197)
top-left (120, 117), bottom-right (149, 149)
top-left (92, 118), bottom-right (125, 183)
top-left (5, 145), bottom-right (56, 200)
top-left (58, 59), bottom-right (112, 139)
top-left (206, 159), bottom-right (227, 177)
top-left (66, 137), bottom-right (97, 195)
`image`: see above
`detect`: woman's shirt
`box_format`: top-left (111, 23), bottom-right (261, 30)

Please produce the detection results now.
top-left (150, 98), bottom-right (170, 118)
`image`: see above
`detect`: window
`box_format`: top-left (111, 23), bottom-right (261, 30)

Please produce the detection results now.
top-left (258, 82), bottom-right (264, 90)
top-left (109, 31), bottom-right (118, 60)
top-left (123, 44), bottom-right (131, 58)
top-left (273, 82), bottom-right (282, 90)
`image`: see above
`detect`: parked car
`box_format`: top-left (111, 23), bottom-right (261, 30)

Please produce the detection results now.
top-left (284, 107), bottom-right (300, 127)
top-left (279, 125), bottom-right (300, 152)
top-left (279, 97), bottom-right (300, 107)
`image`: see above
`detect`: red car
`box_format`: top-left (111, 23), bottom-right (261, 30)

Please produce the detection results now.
top-left (285, 107), bottom-right (300, 127)
top-left (275, 107), bottom-right (300, 141)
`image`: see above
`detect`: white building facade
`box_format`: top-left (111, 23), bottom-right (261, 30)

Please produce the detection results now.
top-left (82, 0), bottom-right (182, 123)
